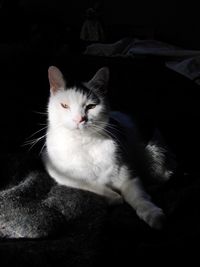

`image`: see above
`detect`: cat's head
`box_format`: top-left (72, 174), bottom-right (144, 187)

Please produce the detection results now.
top-left (47, 66), bottom-right (110, 133)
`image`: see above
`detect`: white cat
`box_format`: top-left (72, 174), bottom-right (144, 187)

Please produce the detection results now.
top-left (43, 66), bottom-right (174, 229)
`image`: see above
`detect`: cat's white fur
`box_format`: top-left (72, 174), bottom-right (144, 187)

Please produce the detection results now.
top-left (43, 66), bottom-right (170, 229)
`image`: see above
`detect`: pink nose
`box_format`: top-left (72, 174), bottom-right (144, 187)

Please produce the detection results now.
top-left (73, 116), bottom-right (86, 124)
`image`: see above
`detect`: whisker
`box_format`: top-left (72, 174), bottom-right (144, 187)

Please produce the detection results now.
top-left (22, 135), bottom-right (46, 151)
top-left (39, 142), bottom-right (46, 155)
top-left (32, 110), bottom-right (48, 115)
top-left (26, 125), bottom-right (48, 139)
top-left (91, 124), bottom-right (128, 156)
top-left (95, 120), bottom-right (123, 132)
top-left (23, 122), bottom-right (64, 154)
top-left (93, 121), bottom-right (124, 137)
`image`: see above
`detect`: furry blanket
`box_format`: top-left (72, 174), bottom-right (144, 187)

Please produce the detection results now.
top-left (0, 153), bottom-right (200, 266)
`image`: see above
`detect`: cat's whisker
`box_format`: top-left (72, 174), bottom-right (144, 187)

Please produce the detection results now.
top-left (91, 124), bottom-right (128, 155)
top-left (92, 121), bottom-right (122, 137)
top-left (23, 121), bottom-right (64, 153)
top-left (26, 122), bottom-right (63, 143)
top-left (99, 120), bottom-right (123, 129)
top-left (32, 110), bottom-right (48, 115)
top-left (103, 128), bottom-right (124, 146)
top-left (39, 142), bottom-right (46, 156)
top-left (22, 135), bottom-right (46, 152)
top-left (91, 124), bottom-right (118, 140)
top-left (96, 120), bottom-right (124, 134)
top-left (90, 125), bottom-right (108, 137)
top-left (29, 138), bottom-right (45, 151)
top-left (26, 125), bottom-right (49, 139)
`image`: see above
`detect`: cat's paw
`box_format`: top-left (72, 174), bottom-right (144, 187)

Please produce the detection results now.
top-left (146, 208), bottom-right (165, 230)
top-left (137, 205), bottom-right (165, 230)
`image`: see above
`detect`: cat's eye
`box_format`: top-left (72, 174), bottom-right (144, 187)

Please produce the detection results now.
top-left (61, 103), bottom-right (69, 109)
top-left (86, 104), bottom-right (96, 110)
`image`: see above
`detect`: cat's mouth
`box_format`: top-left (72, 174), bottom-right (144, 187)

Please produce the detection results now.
top-left (73, 121), bottom-right (104, 133)
top-left (74, 123), bottom-right (95, 132)
top-left (77, 125), bottom-right (85, 130)
top-left (75, 122), bottom-right (88, 131)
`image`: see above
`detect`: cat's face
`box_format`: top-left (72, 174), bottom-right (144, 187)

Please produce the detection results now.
top-left (48, 66), bottom-right (109, 133)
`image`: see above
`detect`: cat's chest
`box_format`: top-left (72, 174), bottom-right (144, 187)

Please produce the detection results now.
top-left (47, 132), bottom-right (117, 180)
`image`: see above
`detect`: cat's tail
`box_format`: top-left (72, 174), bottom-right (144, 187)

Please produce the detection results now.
top-left (145, 129), bottom-right (177, 183)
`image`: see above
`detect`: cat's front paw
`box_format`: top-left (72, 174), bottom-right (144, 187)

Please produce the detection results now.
top-left (137, 206), bottom-right (165, 230)
top-left (146, 208), bottom-right (165, 230)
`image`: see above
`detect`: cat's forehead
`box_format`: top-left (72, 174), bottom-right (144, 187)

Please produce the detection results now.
top-left (54, 85), bottom-right (99, 104)
top-left (55, 88), bottom-right (86, 101)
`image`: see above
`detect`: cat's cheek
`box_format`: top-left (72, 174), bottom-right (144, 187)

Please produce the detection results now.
top-left (61, 117), bottom-right (74, 130)
top-left (93, 107), bottom-right (101, 116)
top-left (68, 122), bottom-right (77, 130)
top-left (60, 112), bottom-right (75, 130)
top-left (88, 109), bottom-right (102, 120)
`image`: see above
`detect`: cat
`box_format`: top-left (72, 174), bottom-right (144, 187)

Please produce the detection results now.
top-left (43, 66), bottom-right (175, 230)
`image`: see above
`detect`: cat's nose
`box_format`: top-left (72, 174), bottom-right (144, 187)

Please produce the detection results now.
top-left (73, 116), bottom-right (86, 124)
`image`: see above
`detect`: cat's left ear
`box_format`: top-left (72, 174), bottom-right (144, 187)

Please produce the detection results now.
top-left (48, 66), bottom-right (66, 94)
top-left (87, 67), bottom-right (109, 93)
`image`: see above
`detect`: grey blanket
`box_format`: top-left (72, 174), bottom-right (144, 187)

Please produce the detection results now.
top-left (0, 153), bottom-right (200, 266)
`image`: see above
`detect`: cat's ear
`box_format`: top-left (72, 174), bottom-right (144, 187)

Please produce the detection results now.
top-left (48, 66), bottom-right (66, 94)
top-left (87, 67), bottom-right (109, 93)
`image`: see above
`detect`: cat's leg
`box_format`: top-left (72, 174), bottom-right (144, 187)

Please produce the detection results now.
top-left (121, 177), bottom-right (165, 229)
top-left (77, 181), bottom-right (123, 205)
top-left (66, 179), bottom-right (123, 205)
top-left (47, 167), bottom-right (122, 205)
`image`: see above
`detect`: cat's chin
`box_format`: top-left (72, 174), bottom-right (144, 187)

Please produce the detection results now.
top-left (68, 125), bottom-right (89, 132)
top-left (75, 126), bottom-right (103, 135)
top-left (65, 123), bottom-right (105, 135)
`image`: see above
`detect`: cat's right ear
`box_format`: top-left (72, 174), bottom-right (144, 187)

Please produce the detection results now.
top-left (48, 66), bottom-right (66, 94)
top-left (87, 67), bottom-right (109, 93)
